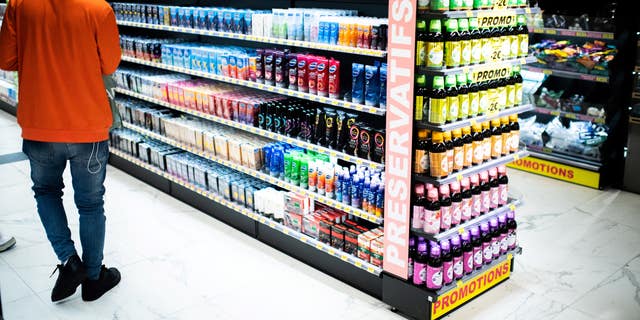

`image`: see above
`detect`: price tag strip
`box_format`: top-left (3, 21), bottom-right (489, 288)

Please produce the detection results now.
top-left (121, 123), bottom-right (383, 225)
top-left (110, 148), bottom-right (383, 276)
top-left (120, 56), bottom-right (385, 116)
top-left (114, 88), bottom-right (384, 170)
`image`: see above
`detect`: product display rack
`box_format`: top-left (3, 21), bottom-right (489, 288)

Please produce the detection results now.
top-left (120, 55), bottom-right (385, 115)
top-left (418, 7), bottom-right (539, 18)
top-left (520, 65), bottom-right (609, 83)
top-left (533, 106), bottom-right (606, 124)
top-left (416, 104), bottom-right (534, 131)
top-left (529, 27), bottom-right (614, 40)
top-left (418, 56), bottom-right (537, 76)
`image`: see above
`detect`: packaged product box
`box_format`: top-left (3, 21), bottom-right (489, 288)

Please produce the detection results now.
top-left (138, 143), bottom-right (151, 164)
top-left (206, 169), bottom-right (220, 194)
top-left (228, 139), bottom-right (243, 165)
top-left (302, 214), bottom-right (323, 239)
top-left (330, 224), bottom-right (347, 250)
top-left (214, 135), bottom-right (230, 160)
top-left (244, 186), bottom-right (255, 210)
top-left (370, 238), bottom-right (384, 267)
top-left (344, 228), bottom-right (361, 255)
top-left (357, 231), bottom-right (377, 262)
top-left (284, 193), bottom-right (311, 215)
top-left (284, 211), bottom-right (303, 233)
top-left (319, 219), bottom-right (333, 245)
top-left (202, 131), bottom-right (216, 155)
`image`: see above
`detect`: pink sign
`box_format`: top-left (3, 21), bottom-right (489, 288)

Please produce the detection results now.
top-left (383, 0), bottom-right (417, 280)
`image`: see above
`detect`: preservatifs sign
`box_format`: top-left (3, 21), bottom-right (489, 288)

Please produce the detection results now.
top-left (508, 156), bottom-right (601, 188)
top-left (431, 255), bottom-right (513, 319)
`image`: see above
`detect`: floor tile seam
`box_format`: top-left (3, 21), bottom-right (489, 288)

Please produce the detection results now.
top-left (574, 205), bottom-right (640, 231)
top-left (1, 255), bottom-right (48, 303)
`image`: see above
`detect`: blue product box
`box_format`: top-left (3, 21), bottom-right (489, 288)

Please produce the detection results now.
top-left (170, 7), bottom-right (179, 26)
top-left (198, 8), bottom-right (207, 29)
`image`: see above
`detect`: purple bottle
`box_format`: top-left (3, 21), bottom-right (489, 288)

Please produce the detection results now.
top-left (408, 236), bottom-right (416, 281)
top-left (450, 235), bottom-right (464, 280)
top-left (471, 227), bottom-right (483, 270)
top-left (440, 239), bottom-right (453, 286)
top-left (412, 239), bottom-right (428, 286)
top-left (480, 222), bottom-right (493, 265)
top-left (490, 218), bottom-right (500, 259)
top-left (426, 242), bottom-right (443, 290)
top-left (461, 231), bottom-right (474, 275)
top-left (507, 211), bottom-right (518, 250)
top-left (498, 214), bottom-right (508, 255)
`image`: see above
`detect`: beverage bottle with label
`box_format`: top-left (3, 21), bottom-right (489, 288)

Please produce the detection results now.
top-left (507, 210), bottom-right (518, 250)
top-left (497, 76), bottom-right (508, 110)
top-left (408, 236), bottom-right (416, 282)
top-left (416, 20), bottom-right (427, 67)
top-left (456, 74), bottom-right (470, 119)
top-left (462, 126), bottom-right (474, 168)
top-left (482, 121), bottom-right (492, 161)
top-left (480, 222), bottom-right (493, 264)
top-left (472, 0), bottom-right (482, 9)
top-left (471, 226), bottom-right (483, 269)
top-left (441, 239), bottom-right (453, 286)
top-left (431, 0), bottom-right (451, 11)
top-left (490, 217), bottom-right (501, 259)
top-left (426, 242), bottom-right (443, 290)
top-left (413, 239), bottom-right (428, 285)
top-left (516, 15), bottom-right (528, 57)
top-left (414, 129), bottom-right (431, 174)
top-left (487, 79), bottom-right (498, 113)
top-left (449, 0), bottom-right (463, 10)
top-left (498, 214), bottom-right (508, 255)
top-left (469, 18), bottom-right (482, 65)
top-left (451, 235), bottom-right (464, 280)
top-left (450, 181), bottom-right (463, 226)
top-left (470, 174), bottom-right (482, 217)
top-left (498, 25), bottom-right (509, 61)
top-left (507, 21), bottom-right (518, 59)
top-left (439, 184), bottom-right (453, 231)
top-left (460, 177), bottom-right (472, 222)
top-left (415, 74), bottom-right (427, 121)
top-left (452, 129), bottom-right (464, 172)
top-left (513, 65), bottom-right (523, 105)
top-left (461, 230), bottom-right (474, 275)
top-left (443, 131), bottom-right (454, 175)
top-left (498, 165), bottom-right (509, 206)
top-left (426, 20), bottom-right (444, 69)
top-left (423, 188), bottom-right (442, 234)
top-left (467, 75), bottom-right (480, 116)
top-left (462, 0), bottom-right (473, 10)
top-left (479, 171), bottom-right (491, 214)
top-left (509, 114), bottom-right (520, 152)
top-left (429, 76), bottom-right (448, 124)
top-left (478, 80), bottom-right (489, 115)
top-left (471, 124), bottom-right (484, 165)
top-left (444, 19), bottom-right (461, 68)
top-left (418, 0), bottom-right (430, 10)
top-left (445, 75), bottom-right (459, 122)
top-left (490, 26), bottom-right (502, 61)
top-left (506, 70), bottom-right (516, 108)
top-left (489, 167), bottom-right (500, 210)
top-left (412, 184), bottom-right (426, 229)
top-left (480, 25), bottom-right (491, 63)
top-left (500, 117), bottom-right (510, 156)
top-left (490, 119), bottom-right (503, 159)
top-left (458, 19), bottom-right (471, 66)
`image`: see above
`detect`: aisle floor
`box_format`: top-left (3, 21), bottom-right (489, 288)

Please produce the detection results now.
top-left (0, 110), bottom-right (639, 320)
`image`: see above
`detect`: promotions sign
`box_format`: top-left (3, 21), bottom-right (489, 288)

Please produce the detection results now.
top-left (508, 156), bottom-right (601, 188)
top-left (471, 63), bottom-right (512, 82)
top-left (431, 255), bottom-right (513, 319)
top-left (383, 0), bottom-right (417, 280)
top-left (477, 10), bottom-right (517, 28)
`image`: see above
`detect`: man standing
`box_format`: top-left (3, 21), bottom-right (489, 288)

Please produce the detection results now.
top-left (0, 0), bottom-right (121, 302)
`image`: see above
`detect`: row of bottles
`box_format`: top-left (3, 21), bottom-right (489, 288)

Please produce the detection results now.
top-left (415, 70), bottom-right (523, 126)
top-left (412, 166), bottom-right (509, 234)
top-left (416, 16), bottom-right (529, 69)
top-left (418, 0), bottom-right (529, 11)
top-left (409, 211), bottom-right (518, 290)
top-left (414, 116), bottom-right (520, 179)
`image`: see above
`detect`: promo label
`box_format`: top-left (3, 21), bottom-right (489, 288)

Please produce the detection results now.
top-left (507, 156), bottom-right (601, 188)
top-left (431, 255), bottom-right (513, 319)
top-left (471, 64), bottom-right (513, 82)
top-left (477, 10), bottom-right (517, 28)
top-left (491, 0), bottom-right (508, 9)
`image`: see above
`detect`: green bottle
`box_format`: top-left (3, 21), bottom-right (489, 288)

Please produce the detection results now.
top-left (284, 152), bottom-right (293, 183)
top-left (516, 15), bottom-right (529, 58)
top-left (300, 155), bottom-right (309, 189)
top-left (450, 0), bottom-right (463, 10)
top-left (445, 75), bottom-right (459, 122)
top-left (415, 74), bottom-right (427, 121)
top-left (467, 74), bottom-right (480, 116)
top-left (462, 0), bottom-right (474, 10)
top-left (431, 0), bottom-right (451, 11)
top-left (469, 18), bottom-right (482, 65)
top-left (291, 153), bottom-right (301, 186)
top-left (416, 20), bottom-right (428, 66)
top-left (426, 20), bottom-right (444, 69)
top-left (428, 76), bottom-right (448, 125)
top-left (458, 19), bottom-right (471, 66)
top-left (457, 73), bottom-right (470, 119)
top-left (444, 19), bottom-right (461, 68)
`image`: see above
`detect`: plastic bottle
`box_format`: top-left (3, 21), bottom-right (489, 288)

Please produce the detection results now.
top-left (513, 65), bottom-right (523, 106)
top-left (490, 119), bottom-right (503, 159)
top-left (368, 178), bottom-right (379, 215)
top-left (429, 76), bottom-right (448, 125)
top-left (423, 188), bottom-right (441, 234)
top-left (441, 239), bottom-right (453, 286)
top-left (516, 15), bottom-right (529, 58)
top-left (415, 74), bottom-right (427, 121)
top-left (487, 79), bottom-right (499, 113)
top-left (362, 176), bottom-right (371, 212)
top-left (498, 214), bottom-right (508, 255)
top-left (414, 129), bottom-right (431, 174)
top-left (460, 177), bottom-right (472, 222)
top-left (449, 0), bottom-right (463, 10)
top-left (416, 20), bottom-right (427, 67)
top-left (413, 240), bottom-right (428, 285)
top-left (480, 26), bottom-right (492, 64)
top-left (470, 174), bottom-right (482, 217)
top-left (467, 75), bottom-right (480, 117)
top-left (480, 222), bottom-right (492, 265)
top-left (506, 71), bottom-right (516, 109)
top-left (462, 126), bottom-right (473, 168)
top-left (317, 161), bottom-right (326, 195)
top-left (509, 114), bottom-right (520, 153)
top-left (461, 231), bottom-right (473, 275)
top-left (462, 0), bottom-right (474, 10)
top-left (431, 0), bottom-right (451, 12)
top-left (376, 182), bottom-right (384, 217)
top-left (451, 235), bottom-right (464, 280)
top-left (471, 227), bottom-right (483, 269)
top-left (456, 74), bottom-right (469, 120)
top-left (498, 165), bottom-right (509, 206)
top-left (500, 25), bottom-right (510, 61)
top-left (426, 20), bottom-right (444, 69)
top-left (444, 19), bottom-right (461, 68)
top-left (507, 21), bottom-right (518, 60)
top-left (490, 218), bottom-right (501, 259)
top-left (450, 181), bottom-right (463, 226)
top-left (426, 242), bottom-right (443, 290)
top-left (300, 156), bottom-right (309, 189)
top-left (412, 184), bottom-right (426, 230)
top-left (469, 18), bottom-right (482, 65)
top-left (479, 171), bottom-right (491, 214)
top-left (445, 75), bottom-right (459, 123)
top-left (489, 167), bottom-right (500, 210)
top-left (443, 131), bottom-right (454, 175)
top-left (482, 121), bottom-right (491, 162)
top-left (497, 76), bottom-right (508, 111)
top-left (408, 236), bottom-right (416, 282)
top-left (452, 129), bottom-right (464, 172)
top-left (342, 170), bottom-right (351, 204)
top-left (429, 132), bottom-right (449, 179)
top-left (439, 184), bottom-right (452, 231)
top-left (458, 19), bottom-right (471, 66)
top-left (507, 210), bottom-right (518, 250)
top-left (478, 80), bottom-right (489, 115)
top-left (471, 124), bottom-right (484, 165)
top-left (335, 168), bottom-right (343, 202)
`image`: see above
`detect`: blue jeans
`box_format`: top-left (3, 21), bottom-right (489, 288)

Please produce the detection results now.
top-left (23, 140), bottom-right (109, 280)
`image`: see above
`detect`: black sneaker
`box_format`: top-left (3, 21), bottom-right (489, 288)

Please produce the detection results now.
top-left (51, 254), bottom-right (87, 302)
top-left (82, 266), bottom-right (121, 301)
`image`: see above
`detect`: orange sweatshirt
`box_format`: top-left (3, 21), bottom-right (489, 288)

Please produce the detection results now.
top-left (0, 0), bottom-right (121, 143)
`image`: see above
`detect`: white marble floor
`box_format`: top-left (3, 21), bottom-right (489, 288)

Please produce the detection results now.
top-left (0, 110), bottom-right (639, 320)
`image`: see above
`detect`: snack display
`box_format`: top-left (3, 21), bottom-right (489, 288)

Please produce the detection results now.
top-left (529, 39), bottom-right (617, 75)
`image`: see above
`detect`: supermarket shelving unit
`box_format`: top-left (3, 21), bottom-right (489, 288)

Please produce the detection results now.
top-left (111, 1), bottom-right (537, 319)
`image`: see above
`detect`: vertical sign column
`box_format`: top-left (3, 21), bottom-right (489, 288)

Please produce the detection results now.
top-left (383, 0), bottom-right (417, 280)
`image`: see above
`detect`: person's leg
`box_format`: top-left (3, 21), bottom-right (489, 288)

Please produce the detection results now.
top-left (67, 140), bottom-right (109, 280)
top-left (22, 140), bottom-right (77, 262)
